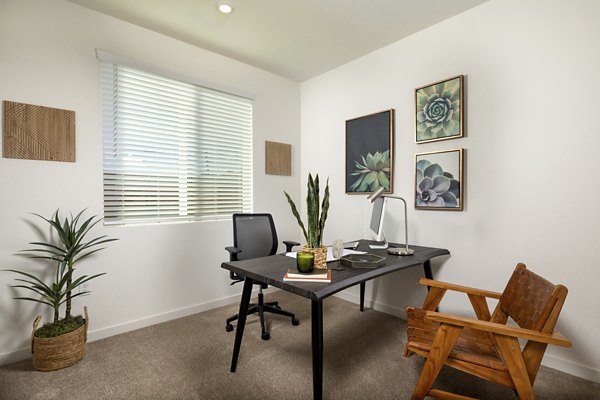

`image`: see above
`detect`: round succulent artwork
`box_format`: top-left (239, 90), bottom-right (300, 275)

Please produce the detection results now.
top-left (416, 76), bottom-right (462, 142)
top-left (416, 159), bottom-right (460, 208)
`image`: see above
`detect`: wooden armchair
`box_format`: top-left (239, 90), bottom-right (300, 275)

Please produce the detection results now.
top-left (405, 263), bottom-right (571, 400)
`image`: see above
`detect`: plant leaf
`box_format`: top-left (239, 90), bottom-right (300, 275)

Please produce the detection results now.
top-left (318, 178), bottom-right (330, 246)
top-left (284, 191), bottom-right (308, 243)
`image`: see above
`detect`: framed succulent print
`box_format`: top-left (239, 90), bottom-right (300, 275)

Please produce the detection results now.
top-left (415, 75), bottom-right (464, 143)
top-left (415, 148), bottom-right (463, 210)
top-left (345, 109), bottom-right (394, 194)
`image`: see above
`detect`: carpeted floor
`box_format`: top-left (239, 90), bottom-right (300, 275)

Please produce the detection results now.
top-left (1, 291), bottom-right (598, 400)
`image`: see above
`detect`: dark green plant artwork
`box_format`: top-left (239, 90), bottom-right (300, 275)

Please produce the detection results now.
top-left (415, 75), bottom-right (463, 143)
top-left (349, 150), bottom-right (390, 192)
top-left (415, 149), bottom-right (463, 210)
top-left (345, 110), bottom-right (393, 194)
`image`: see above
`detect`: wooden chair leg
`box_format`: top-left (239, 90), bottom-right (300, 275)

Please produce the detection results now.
top-left (494, 334), bottom-right (536, 400)
top-left (411, 324), bottom-right (463, 400)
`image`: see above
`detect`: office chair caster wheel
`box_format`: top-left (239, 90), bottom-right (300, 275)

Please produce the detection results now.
top-left (261, 332), bottom-right (270, 340)
top-left (292, 318), bottom-right (300, 326)
top-left (225, 324), bottom-right (234, 332)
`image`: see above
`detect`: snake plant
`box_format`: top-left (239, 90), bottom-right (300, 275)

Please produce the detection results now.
top-left (284, 173), bottom-right (330, 248)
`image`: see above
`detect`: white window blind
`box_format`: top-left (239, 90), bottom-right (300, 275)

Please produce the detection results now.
top-left (101, 62), bottom-right (253, 225)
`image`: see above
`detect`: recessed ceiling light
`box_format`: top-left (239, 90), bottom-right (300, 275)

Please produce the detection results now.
top-left (217, 2), bottom-right (233, 14)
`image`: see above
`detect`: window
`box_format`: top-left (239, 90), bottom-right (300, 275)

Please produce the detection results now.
top-left (101, 62), bottom-right (253, 225)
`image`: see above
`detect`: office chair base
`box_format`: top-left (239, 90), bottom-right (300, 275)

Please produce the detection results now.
top-left (225, 298), bottom-right (299, 339)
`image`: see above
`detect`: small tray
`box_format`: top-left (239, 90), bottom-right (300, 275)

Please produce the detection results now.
top-left (340, 253), bottom-right (385, 269)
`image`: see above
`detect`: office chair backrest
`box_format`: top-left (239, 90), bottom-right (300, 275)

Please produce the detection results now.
top-left (232, 213), bottom-right (278, 261)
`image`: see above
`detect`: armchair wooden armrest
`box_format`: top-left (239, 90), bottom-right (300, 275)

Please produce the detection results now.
top-left (419, 278), bottom-right (502, 299)
top-left (424, 311), bottom-right (572, 347)
top-left (419, 277), bottom-right (501, 320)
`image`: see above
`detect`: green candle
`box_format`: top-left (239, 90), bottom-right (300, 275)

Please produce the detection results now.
top-left (296, 252), bottom-right (315, 273)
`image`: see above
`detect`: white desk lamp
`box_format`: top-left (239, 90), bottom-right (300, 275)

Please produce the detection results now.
top-left (367, 187), bottom-right (414, 256)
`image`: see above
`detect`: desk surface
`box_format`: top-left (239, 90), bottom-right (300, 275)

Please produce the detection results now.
top-left (221, 239), bottom-right (449, 301)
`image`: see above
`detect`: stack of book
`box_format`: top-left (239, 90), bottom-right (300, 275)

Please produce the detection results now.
top-left (283, 268), bottom-right (332, 283)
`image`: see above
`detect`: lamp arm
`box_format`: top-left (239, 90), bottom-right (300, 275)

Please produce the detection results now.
top-left (380, 195), bottom-right (410, 252)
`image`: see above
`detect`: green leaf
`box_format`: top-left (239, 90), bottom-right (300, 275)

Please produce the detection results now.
top-left (284, 191), bottom-right (308, 243)
top-left (307, 174), bottom-right (317, 247)
top-left (441, 192), bottom-right (458, 207)
top-left (419, 177), bottom-right (434, 192)
top-left (317, 178), bottom-right (330, 246)
top-left (431, 123), bottom-right (444, 134)
top-left (424, 163), bottom-right (443, 178)
top-left (363, 171), bottom-right (377, 187)
top-left (5, 269), bottom-right (50, 288)
top-left (12, 297), bottom-right (55, 307)
top-left (443, 119), bottom-right (456, 135)
top-left (377, 171), bottom-right (390, 191)
top-left (417, 159), bottom-right (431, 173)
top-left (350, 176), bottom-right (364, 191)
top-left (66, 273), bottom-right (106, 293)
top-left (431, 176), bottom-right (451, 193)
top-left (28, 242), bottom-right (65, 252)
top-left (444, 78), bottom-right (460, 96)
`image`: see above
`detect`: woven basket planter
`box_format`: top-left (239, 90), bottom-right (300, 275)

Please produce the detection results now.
top-left (31, 306), bottom-right (88, 371)
top-left (301, 245), bottom-right (327, 269)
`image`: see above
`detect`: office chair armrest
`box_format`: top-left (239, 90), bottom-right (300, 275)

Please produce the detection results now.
top-left (419, 278), bottom-right (502, 299)
top-left (225, 246), bottom-right (242, 260)
top-left (283, 240), bottom-right (300, 252)
top-left (424, 311), bottom-right (572, 347)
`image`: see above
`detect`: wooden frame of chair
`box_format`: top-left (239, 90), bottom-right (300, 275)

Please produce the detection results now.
top-left (405, 263), bottom-right (571, 400)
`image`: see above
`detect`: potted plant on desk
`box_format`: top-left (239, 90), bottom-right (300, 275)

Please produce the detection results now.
top-left (4, 210), bottom-right (117, 371)
top-left (284, 173), bottom-right (330, 268)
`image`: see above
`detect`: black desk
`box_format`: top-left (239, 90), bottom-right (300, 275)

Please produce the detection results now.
top-left (221, 240), bottom-right (449, 400)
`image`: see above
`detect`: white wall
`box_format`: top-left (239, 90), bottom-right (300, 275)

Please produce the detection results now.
top-left (301, 0), bottom-right (600, 382)
top-left (0, 0), bottom-right (301, 364)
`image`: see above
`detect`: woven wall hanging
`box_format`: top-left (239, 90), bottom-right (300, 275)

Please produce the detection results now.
top-left (3, 100), bottom-right (75, 162)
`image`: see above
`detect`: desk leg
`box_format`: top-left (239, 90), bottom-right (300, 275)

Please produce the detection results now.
top-left (423, 260), bottom-right (434, 281)
top-left (422, 260), bottom-right (439, 311)
top-left (360, 282), bottom-right (365, 312)
top-left (230, 277), bottom-right (254, 373)
top-left (311, 300), bottom-right (323, 400)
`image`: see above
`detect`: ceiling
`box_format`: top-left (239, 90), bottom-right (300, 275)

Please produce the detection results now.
top-left (67, 0), bottom-right (489, 82)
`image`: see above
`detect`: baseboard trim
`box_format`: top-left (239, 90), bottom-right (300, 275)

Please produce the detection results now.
top-left (541, 352), bottom-right (600, 383)
top-left (86, 293), bottom-right (242, 342)
top-left (3, 289), bottom-right (598, 384)
top-left (0, 291), bottom-right (244, 367)
top-left (334, 291), bottom-right (600, 384)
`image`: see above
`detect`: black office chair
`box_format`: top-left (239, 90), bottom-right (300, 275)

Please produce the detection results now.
top-left (225, 213), bottom-right (300, 340)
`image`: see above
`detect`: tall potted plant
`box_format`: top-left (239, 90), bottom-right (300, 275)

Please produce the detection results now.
top-left (284, 173), bottom-right (330, 268)
top-left (4, 209), bottom-right (117, 371)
